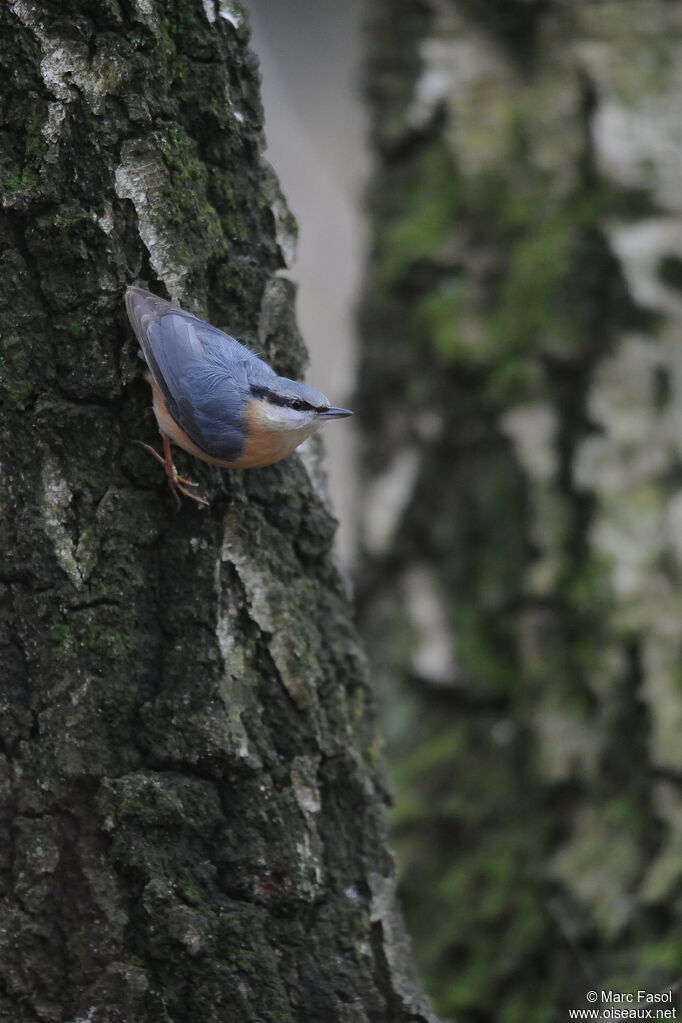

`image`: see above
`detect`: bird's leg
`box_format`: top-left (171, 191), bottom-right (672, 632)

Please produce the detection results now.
top-left (136, 440), bottom-right (198, 486)
top-left (136, 439), bottom-right (208, 508)
top-left (161, 436), bottom-right (209, 508)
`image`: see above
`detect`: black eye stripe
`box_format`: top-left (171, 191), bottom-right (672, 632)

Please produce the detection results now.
top-left (251, 385), bottom-right (319, 412)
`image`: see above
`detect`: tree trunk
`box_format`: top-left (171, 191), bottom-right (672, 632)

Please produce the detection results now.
top-left (0, 3), bottom-right (436, 1021)
top-left (361, 2), bottom-right (682, 1020)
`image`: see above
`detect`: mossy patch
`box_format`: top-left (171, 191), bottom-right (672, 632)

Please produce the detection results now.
top-left (377, 139), bottom-right (460, 289)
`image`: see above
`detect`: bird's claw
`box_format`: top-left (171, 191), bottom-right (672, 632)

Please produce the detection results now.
top-left (135, 440), bottom-right (208, 508)
top-left (170, 477), bottom-right (209, 507)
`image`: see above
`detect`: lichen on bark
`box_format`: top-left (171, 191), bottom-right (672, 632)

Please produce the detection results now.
top-left (0, 1), bottom-right (435, 1021)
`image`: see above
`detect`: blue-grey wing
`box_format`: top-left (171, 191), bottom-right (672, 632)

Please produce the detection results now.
top-left (125, 287), bottom-right (265, 462)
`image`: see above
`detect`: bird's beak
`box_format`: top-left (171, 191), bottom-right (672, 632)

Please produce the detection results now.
top-left (318, 407), bottom-right (353, 419)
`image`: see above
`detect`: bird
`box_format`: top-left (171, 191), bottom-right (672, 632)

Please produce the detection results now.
top-left (125, 286), bottom-right (353, 507)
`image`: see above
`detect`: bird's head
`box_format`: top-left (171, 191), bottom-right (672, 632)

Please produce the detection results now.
top-left (247, 376), bottom-right (353, 436)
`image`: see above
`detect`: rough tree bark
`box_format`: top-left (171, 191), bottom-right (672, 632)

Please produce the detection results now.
top-left (361, 2), bottom-right (682, 1021)
top-left (0, 2), bottom-right (436, 1021)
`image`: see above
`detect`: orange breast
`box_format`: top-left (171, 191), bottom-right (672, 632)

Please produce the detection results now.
top-left (229, 400), bottom-right (318, 468)
top-left (150, 385), bottom-right (315, 469)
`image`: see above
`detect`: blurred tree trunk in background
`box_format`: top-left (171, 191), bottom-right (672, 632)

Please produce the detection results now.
top-left (360, 2), bottom-right (682, 1020)
top-left (0, 2), bottom-right (436, 1021)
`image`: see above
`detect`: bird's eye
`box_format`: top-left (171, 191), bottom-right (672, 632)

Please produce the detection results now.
top-left (290, 399), bottom-right (303, 411)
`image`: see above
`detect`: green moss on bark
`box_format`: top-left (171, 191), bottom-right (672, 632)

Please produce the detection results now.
top-left (0, 2), bottom-right (435, 1021)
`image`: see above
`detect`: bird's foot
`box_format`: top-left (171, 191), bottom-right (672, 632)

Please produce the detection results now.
top-left (135, 441), bottom-right (208, 508)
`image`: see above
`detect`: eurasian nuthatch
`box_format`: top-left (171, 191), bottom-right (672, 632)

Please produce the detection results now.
top-left (125, 287), bottom-right (352, 506)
